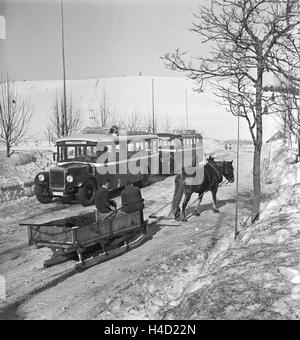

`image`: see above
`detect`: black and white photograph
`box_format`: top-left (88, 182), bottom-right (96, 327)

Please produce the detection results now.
top-left (0, 0), bottom-right (300, 322)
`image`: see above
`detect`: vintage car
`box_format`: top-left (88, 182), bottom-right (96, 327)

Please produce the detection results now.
top-left (34, 127), bottom-right (159, 206)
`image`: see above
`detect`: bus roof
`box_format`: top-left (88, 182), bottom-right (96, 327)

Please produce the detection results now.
top-left (56, 133), bottom-right (158, 144)
top-left (157, 132), bottom-right (203, 140)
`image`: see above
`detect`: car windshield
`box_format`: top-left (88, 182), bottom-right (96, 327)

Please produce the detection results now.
top-left (57, 144), bottom-right (97, 163)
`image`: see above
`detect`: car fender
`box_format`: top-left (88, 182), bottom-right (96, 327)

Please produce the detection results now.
top-left (76, 175), bottom-right (97, 189)
top-left (34, 171), bottom-right (50, 186)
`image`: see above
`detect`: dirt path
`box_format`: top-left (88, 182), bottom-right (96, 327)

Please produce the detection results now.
top-left (0, 148), bottom-right (257, 319)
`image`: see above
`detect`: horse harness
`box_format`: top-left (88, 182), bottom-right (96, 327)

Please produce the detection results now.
top-left (206, 162), bottom-right (223, 191)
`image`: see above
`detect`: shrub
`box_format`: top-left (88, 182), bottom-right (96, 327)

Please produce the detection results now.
top-left (14, 153), bottom-right (37, 166)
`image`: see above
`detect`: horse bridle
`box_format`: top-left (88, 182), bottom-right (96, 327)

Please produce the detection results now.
top-left (206, 162), bottom-right (223, 190)
top-left (221, 162), bottom-right (234, 184)
top-left (206, 161), bottom-right (234, 190)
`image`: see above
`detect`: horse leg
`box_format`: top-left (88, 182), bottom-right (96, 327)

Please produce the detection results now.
top-left (174, 207), bottom-right (181, 220)
top-left (211, 185), bottom-right (220, 213)
top-left (181, 192), bottom-right (192, 222)
top-left (195, 193), bottom-right (204, 216)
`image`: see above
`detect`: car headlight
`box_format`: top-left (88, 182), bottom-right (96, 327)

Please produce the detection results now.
top-left (38, 174), bottom-right (45, 182)
top-left (66, 175), bottom-right (73, 183)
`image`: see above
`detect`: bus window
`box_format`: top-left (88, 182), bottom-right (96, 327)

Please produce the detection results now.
top-left (135, 141), bottom-right (144, 151)
top-left (96, 143), bottom-right (114, 158)
top-left (59, 146), bottom-right (75, 161)
top-left (108, 145), bottom-right (113, 153)
top-left (87, 146), bottom-right (96, 156)
top-left (152, 140), bottom-right (158, 153)
top-left (176, 139), bottom-right (183, 150)
top-left (128, 142), bottom-right (135, 152)
top-left (145, 140), bottom-right (152, 151)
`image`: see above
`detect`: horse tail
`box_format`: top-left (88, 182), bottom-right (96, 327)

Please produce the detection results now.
top-left (169, 173), bottom-right (184, 217)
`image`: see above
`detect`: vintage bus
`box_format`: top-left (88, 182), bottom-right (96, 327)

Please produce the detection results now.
top-left (158, 131), bottom-right (203, 175)
top-left (34, 128), bottom-right (159, 206)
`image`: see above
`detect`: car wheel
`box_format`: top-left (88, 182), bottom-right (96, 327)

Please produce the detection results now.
top-left (140, 173), bottom-right (150, 187)
top-left (35, 185), bottom-right (53, 204)
top-left (78, 180), bottom-right (96, 206)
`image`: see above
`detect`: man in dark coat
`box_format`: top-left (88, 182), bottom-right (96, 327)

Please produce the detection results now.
top-left (121, 183), bottom-right (144, 214)
top-left (95, 179), bottom-right (117, 219)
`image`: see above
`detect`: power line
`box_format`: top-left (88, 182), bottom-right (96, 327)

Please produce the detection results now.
top-left (152, 78), bottom-right (155, 133)
top-left (61, 0), bottom-right (67, 136)
top-left (185, 89), bottom-right (189, 130)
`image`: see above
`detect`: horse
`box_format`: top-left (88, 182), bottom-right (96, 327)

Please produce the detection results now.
top-left (170, 156), bottom-right (235, 222)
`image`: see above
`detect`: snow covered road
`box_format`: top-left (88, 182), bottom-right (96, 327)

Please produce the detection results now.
top-left (0, 148), bottom-right (255, 319)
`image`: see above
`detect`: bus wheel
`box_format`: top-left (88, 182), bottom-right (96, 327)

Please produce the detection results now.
top-left (170, 159), bottom-right (175, 176)
top-left (78, 180), bottom-right (96, 206)
top-left (141, 173), bottom-right (150, 187)
top-left (35, 185), bottom-right (53, 204)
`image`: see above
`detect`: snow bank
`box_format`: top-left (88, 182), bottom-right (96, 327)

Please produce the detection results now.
top-left (0, 151), bottom-right (53, 203)
top-left (261, 143), bottom-right (300, 218)
top-left (99, 145), bottom-right (300, 320)
top-left (162, 145), bottom-right (300, 319)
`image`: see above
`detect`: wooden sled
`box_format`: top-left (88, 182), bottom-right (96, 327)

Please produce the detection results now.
top-left (20, 210), bottom-right (147, 271)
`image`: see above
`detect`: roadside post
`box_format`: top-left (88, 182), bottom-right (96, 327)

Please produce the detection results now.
top-left (234, 115), bottom-right (240, 239)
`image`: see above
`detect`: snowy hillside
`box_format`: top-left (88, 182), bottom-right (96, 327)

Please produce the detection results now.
top-left (15, 76), bottom-right (278, 143)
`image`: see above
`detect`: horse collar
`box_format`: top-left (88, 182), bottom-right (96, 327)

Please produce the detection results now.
top-left (207, 162), bottom-right (223, 181)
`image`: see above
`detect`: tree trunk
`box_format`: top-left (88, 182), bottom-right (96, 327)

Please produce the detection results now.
top-left (6, 142), bottom-right (11, 158)
top-left (252, 143), bottom-right (261, 222)
top-left (283, 112), bottom-right (287, 146)
top-left (253, 46), bottom-right (263, 222)
top-left (297, 132), bottom-right (300, 162)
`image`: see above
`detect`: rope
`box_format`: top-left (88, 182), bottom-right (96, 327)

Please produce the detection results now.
top-left (149, 200), bottom-right (172, 215)
top-left (96, 206), bottom-right (122, 222)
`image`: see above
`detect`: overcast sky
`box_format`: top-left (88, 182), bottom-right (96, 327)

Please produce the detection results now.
top-left (0, 0), bottom-right (206, 81)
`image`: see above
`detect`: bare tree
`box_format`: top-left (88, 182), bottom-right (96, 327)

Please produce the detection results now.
top-left (161, 115), bottom-right (172, 133)
top-left (143, 114), bottom-right (156, 133)
top-left (118, 111), bottom-right (155, 133)
top-left (124, 111), bottom-right (144, 131)
top-left (96, 87), bottom-right (116, 127)
top-left (44, 126), bottom-right (55, 147)
top-left (48, 93), bottom-right (81, 140)
top-left (274, 74), bottom-right (300, 150)
top-left (0, 76), bottom-right (32, 157)
top-left (163, 0), bottom-right (300, 221)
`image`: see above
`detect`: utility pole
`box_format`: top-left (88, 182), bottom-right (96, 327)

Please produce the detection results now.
top-left (0, 15), bottom-right (6, 39)
top-left (61, 0), bottom-right (67, 136)
top-left (297, 0), bottom-right (300, 162)
top-left (152, 78), bottom-right (155, 133)
top-left (185, 89), bottom-right (189, 130)
top-left (234, 115), bottom-right (240, 239)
